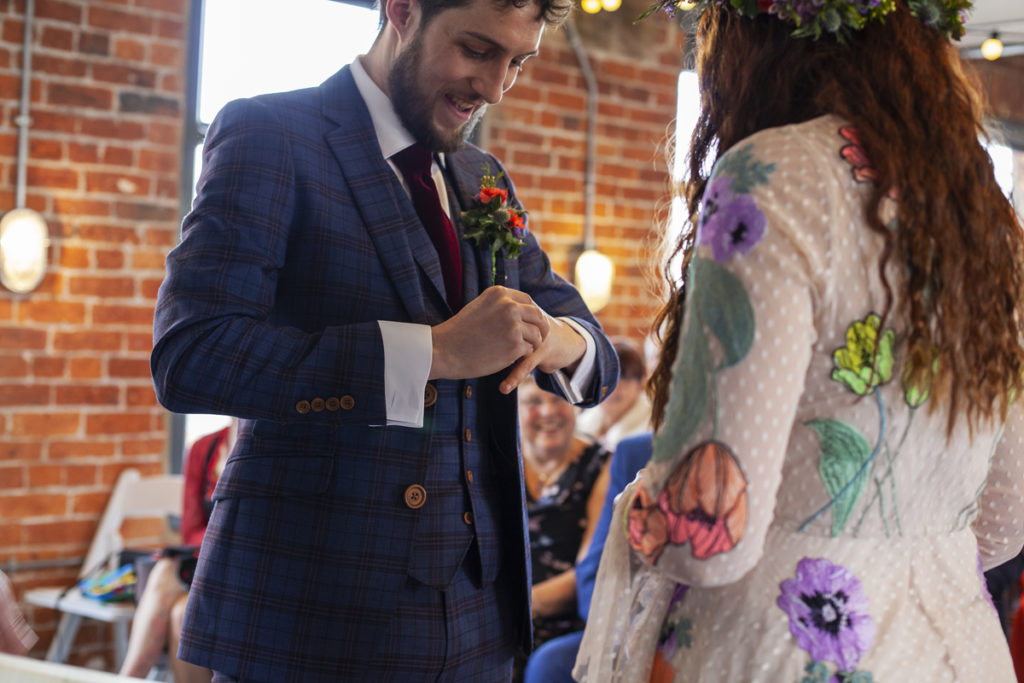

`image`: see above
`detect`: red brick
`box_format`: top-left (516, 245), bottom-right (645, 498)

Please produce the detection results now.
top-left (139, 279), bottom-right (163, 301)
top-left (66, 464), bottom-right (98, 486)
top-left (28, 464), bottom-right (64, 487)
top-left (0, 384), bottom-right (48, 405)
top-left (102, 146), bottom-right (134, 166)
top-left (32, 357), bottom-right (65, 378)
top-left (34, 53), bottom-right (88, 78)
top-left (79, 32), bottom-right (109, 56)
top-left (69, 357), bottom-right (102, 379)
top-left (0, 465), bottom-right (24, 488)
top-left (138, 149), bottom-right (179, 174)
top-left (25, 164), bottom-right (78, 189)
top-left (0, 441), bottom-right (43, 461)
top-left (0, 355), bottom-right (28, 377)
top-left (155, 18), bottom-right (183, 40)
top-left (53, 197), bottom-right (110, 218)
top-left (95, 249), bottom-right (125, 269)
top-left (147, 122), bottom-right (178, 145)
top-left (30, 109), bottom-right (77, 134)
top-left (49, 440), bottom-right (116, 459)
top-left (121, 437), bottom-right (163, 456)
top-left (86, 171), bottom-right (151, 196)
top-left (10, 412), bottom-right (79, 437)
top-left (126, 332), bottom-right (154, 351)
top-left (131, 250), bottom-right (166, 270)
top-left (53, 330), bottom-right (122, 352)
top-left (85, 412), bottom-right (152, 435)
top-left (125, 387), bottom-right (158, 407)
top-left (59, 245), bottom-right (90, 268)
top-left (92, 64), bottom-right (157, 89)
top-left (93, 304), bottom-right (153, 326)
top-left (70, 490), bottom-right (108, 515)
top-left (87, 6), bottom-right (152, 34)
top-left (80, 117), bottom-right (145, 141)
top-left (67, 276), bottom-right (134, 298)
top-left (55, 385), bottom-right (120, 405)
top-left (36, 0), bottom-right (82, 24)
top-left (29, 138), bottom-right (63, 160)
top-left (48, 82), bottom-right (112, 110)
top-left (3, 492), bottom-right (67, 518)
top-left (150, 42), bottom-right (182, 68)
top-left (78, 223), bottom-right (138, 244)
top-left (0, 327), bottom-right (46, 350)
top-left (115, 201), bottom-right (177, 222)
top-left (108, 358), bottom-right (150, 378)
top-left (113, 38), bottom-right (145, 61)
top-left (23, 520), bottom-right (94, 545)
top-left (18, 301), bottom-right (86, 324)
top-left (136, 0), bottom-right (187, 13)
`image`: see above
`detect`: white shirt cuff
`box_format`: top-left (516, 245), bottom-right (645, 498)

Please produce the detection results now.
top-left (377, 321), bottom-right (432, 428)
top-left (547, 317), bottom-right (596, 405)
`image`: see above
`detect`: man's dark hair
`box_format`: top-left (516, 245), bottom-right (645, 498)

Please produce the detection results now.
top-left (379, 0), bottom-right (571, 29)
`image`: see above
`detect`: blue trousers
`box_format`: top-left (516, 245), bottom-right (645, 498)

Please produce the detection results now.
top-left (523, 630), bottom-right (584, 683)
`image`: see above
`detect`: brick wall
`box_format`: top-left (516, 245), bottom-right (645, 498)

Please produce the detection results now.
top-left (482, 2), bottom-right (685, 344)
top-left (0, 0), bottom-right (187, 668)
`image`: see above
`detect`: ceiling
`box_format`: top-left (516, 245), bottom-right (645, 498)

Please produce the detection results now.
top-left (960, 0), bottom-right (1024, 53)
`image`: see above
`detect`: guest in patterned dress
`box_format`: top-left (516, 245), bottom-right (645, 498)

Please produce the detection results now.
top-left (519, 376), bottom-right (611, 652)
top-left (576, 1), bottom-right (1024, 681)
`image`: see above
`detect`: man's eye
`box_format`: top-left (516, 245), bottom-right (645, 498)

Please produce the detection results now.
top-left (463, 46), bottom-right (487, 59)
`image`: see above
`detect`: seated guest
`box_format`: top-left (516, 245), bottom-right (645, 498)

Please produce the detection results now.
top-left (0, 570), bottom-right (36, 655)
top-left (119, 421), bottom-right (235, 682)
top-left (524, 432), bottom-right (653, 683)
top-left (519, 377), bottom-right (611, 653)
top-left (576, 338), bottom-right (651, 451)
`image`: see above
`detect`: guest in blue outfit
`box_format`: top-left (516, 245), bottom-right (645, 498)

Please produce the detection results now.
top-left (523, 432), bottom-right (653, 682)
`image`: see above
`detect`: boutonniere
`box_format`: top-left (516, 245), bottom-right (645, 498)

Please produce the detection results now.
top-left (461, 165), bottom-right (527, 285)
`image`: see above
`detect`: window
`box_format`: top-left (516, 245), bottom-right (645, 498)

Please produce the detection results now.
top-left (175, 0), bottom-right (379, 462)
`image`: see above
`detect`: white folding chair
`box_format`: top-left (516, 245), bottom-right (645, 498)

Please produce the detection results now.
top-left (23, 468), bottom-right (184, 667)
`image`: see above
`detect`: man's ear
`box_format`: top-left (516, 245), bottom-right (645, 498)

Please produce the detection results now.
top-left (385, 0), bottom-right (417, 39)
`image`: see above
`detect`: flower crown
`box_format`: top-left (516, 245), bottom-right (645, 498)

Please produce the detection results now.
top-left (642, 0), bottom-right (972, 42)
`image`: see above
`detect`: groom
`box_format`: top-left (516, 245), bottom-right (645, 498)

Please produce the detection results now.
top-left (150, 0), bottom-right (618, 679)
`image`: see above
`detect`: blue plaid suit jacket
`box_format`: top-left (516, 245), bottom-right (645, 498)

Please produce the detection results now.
top-left (151, 65), bottom-right (618, 681)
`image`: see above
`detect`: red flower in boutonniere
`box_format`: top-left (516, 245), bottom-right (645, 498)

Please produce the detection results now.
top-left (462, 165), bottom-right (527, 285)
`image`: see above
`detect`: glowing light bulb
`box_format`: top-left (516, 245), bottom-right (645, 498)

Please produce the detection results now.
top-left (981, 33), bottom-right (1003, 61)
top-left (601, 0), bottom-right (622, 11)
top-left (581, 0), bottom-right (601, 13)
top-left (675, 0), bottom-right (698, 9)
top-left (574, 250), bottom-right (614, 312)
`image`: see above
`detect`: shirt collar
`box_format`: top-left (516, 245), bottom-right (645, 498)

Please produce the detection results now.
top-left (350, 57), bottom-right (446, 168)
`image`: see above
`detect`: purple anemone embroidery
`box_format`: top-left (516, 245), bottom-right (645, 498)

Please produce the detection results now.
top-left (698, 175), bottom-right (767, 263)
top-left (777, 557), bottom-right (875, 672)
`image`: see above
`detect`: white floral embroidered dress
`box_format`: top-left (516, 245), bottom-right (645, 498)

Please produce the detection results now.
top-left (575, 115), bottom-right (1024, 682)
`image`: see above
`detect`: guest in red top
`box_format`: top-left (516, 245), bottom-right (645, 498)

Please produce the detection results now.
top-left (119, 421), bottom-right (234, 682)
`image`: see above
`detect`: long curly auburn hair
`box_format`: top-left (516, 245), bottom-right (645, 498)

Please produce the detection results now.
top-left (649, 1), bottom-right (1024, 435)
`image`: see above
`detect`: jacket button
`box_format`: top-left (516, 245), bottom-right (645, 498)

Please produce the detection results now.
top-left (326, 397), bottom-right (340, 411)
top-left (340, 395), bottom-right (355, 410)
top-left (311, 397), bottom-right (325, 412)
top-left (466, 469), bottom-right (474, 484)
top-left (463, 511), bottom-right (474, 525)
top-left (464, 429), bottom-right (472, 442)
top-left (403, 484), bottom-right (426, 509)
top-left (464, 386), bottom-right (472, 399)
top-left (295, 400), bottom-right (311, 414)
top-left (424, 383), bottom-right (437, 407)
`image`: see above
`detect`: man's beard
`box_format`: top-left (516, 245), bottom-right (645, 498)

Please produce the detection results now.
top-left (388, 35), bottom-right (486, 154)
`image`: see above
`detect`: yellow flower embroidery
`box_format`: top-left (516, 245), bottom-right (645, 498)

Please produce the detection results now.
top-left (832, 314), bottom-right (895, 395)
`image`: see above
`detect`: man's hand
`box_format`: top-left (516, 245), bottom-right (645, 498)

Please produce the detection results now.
top-left (429, 286), bottom-right (549, 381)
top-left (499, 314), bottom-right (585, 394)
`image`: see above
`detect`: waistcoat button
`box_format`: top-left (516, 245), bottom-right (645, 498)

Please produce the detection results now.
top-left (403, 484), bottom-right (426, 509)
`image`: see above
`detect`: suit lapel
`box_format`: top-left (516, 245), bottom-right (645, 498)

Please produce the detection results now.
top-left (320, 66), bottom-right (449, 322)
top-left (445, 150), bottom-right (498, 300)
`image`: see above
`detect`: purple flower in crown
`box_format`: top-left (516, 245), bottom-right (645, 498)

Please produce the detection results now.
top-left (698, 175), bottom-right (767, 263)
top-left (777, 557), bottom-right (876, 672)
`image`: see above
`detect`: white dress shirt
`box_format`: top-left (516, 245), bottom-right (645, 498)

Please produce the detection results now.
top-left (351, 58), bottom-right (595, 427)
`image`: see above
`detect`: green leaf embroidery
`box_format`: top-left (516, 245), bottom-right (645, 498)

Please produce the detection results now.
top-left (692, 257), bottom-right (755, 369)
top-left (806, 418), bottom-right (874, 536)
top-left (801, 660), bottom-right (831, 683)
top-left (652, 309), bottom-right (711, 463)
top-left (711, 143), bottom-right (776, 195)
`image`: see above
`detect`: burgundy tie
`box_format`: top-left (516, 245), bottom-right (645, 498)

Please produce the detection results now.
top-left (391, 144), bottom-right (463, 311)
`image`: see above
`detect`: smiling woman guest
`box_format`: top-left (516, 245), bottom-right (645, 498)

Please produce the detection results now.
top-left (518, 377), bottom-right (611, 660)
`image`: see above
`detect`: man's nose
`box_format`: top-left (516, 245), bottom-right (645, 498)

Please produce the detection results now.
top-left (475, 63), bottom-right (518, 105)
